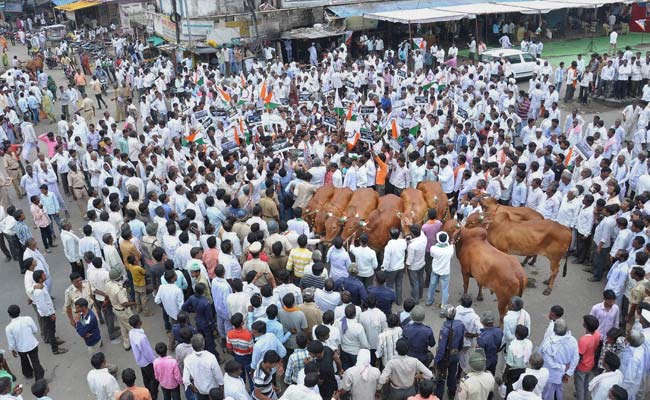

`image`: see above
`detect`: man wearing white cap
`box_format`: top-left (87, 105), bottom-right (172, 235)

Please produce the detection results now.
top-left (425, 231), bottom-right (454, 311)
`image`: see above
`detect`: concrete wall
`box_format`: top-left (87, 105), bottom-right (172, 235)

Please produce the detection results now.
top-left (159, 0), bottom-right (247, 18)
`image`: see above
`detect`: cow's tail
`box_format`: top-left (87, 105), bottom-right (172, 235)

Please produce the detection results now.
top-left (517, 270), bottom-right (526, 297)
top-left (561, 249), bottom-right (570, 278)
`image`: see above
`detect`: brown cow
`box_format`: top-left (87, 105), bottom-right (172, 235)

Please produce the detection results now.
top-left (348, 194), bottom-right (403, 251)
top-left (312, 187), bottom-right (353, 237)
top-left (443, 219), bottom-right (527, 323)
top-left (304, 185), bottom-right (335, 227)
top-left (417, 181), bottom-right (451, 221)
top-left (478, 196), bottom-right (543, 222)
top-left (398, 188), bottom-right (428, 237)
top-left (24, 54), bottom-right (44, 78)
top-left (325, 188), bottom-right (379, 243)
top-left (464, 212), bottom-right (571, 295)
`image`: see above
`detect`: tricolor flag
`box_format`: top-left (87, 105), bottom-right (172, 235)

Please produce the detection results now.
top-left (413, 38), bottom-right (426, 50)
top-left (217, 86), bottom-right (231, 103)
top-left (422, 70), bottom-right (435, 91)
top-left (346, 102), bottom-right (355, 121)
top-left (391, 119), bottom-right (399, 139)
top-left (240, 72), bottom-right (247, 87)
top-left (409, 123), bottom-right (420, 136)
top-left (259, 81), bottom-right (267, 100)
top-left (183, 130), bottom-right (205, 146)
top-left (636, 19), bottom-right (647, 31)
top-left (263, 90), bottom-right (281, 109)
top-left (564, 147), bottom-right (573, 167)
top-left (334, 90), bottom-right (345, 117)
top-left (344, 31), bottom-right (353, 46)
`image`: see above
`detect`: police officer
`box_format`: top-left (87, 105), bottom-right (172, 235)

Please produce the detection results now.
top-left (456, 348), bottom-right (495, 400)
top-left (104, 268), bottom-right (134, 350)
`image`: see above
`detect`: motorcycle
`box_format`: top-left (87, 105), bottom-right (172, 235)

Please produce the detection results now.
top-left (98, 76), bottom-right (108, 94)
top-left (45, 56), bottom-right (58, 69)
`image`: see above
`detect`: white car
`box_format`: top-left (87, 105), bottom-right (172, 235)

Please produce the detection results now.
top-left (478, 48), bottom-right (545, 79)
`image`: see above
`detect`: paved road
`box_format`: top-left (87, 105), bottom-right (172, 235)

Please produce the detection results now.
top-left (0, 41), bottom-right (625, 399)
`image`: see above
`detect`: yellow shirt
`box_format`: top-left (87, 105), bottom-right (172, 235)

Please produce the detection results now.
top-left (127, 263), bottom-right (147, 287)
top-left (286, 247), bottom-right (312, 278)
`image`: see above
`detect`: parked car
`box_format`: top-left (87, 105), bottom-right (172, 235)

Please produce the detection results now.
top-left (478, 48), bottom-right (544, 79)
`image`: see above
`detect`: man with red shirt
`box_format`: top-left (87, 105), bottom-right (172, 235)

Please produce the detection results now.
top-left (575, 315), bottom-right (601, 400)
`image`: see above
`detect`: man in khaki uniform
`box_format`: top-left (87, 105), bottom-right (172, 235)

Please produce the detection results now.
top-left (80, 93), bottom-right (95, 122)
top-left (1, 149), bottom-right (23, 198)
top-left (626, 266), bottom-right (648, 332)
top-left (456, 349), bottom-right (495, 400)
top-left (259, 187), bottom-right (279, 224)
top-left (63, 272), bottom-right (94, 328)
top-left (241, 241), bottom-right (275, 288)
top-left (264, 220), bottom-right (292, 256)
top-left (104, 268), bottom-right (134, 350)
top-left (67, 162), bottom-right (87, 216)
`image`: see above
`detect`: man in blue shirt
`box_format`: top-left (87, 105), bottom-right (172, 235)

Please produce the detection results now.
top-left (39, 185), bottom-right (61, 234)
top-left (74, 297), bottom-right (102, 351)
top-left (335, 264), bottom-right (367, 306)
top-left (251, 320), bottom-right (287, 371)
top-left (182, 283), bottom-right (216, 355)
top-left (476, 311), bottom-right (503, 375)
top-left (368, 271), bottom-right (397, 316)
top-left (434, 305), bottom-right (465, 400)
top-left (402, 305), bottom-right (436, 366)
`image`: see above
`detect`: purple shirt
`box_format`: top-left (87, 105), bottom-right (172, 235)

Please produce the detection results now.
top-left (129, 328), bottom-right (156, 367)
top-left (422, 220), bottom-right (443, 250)
top-left (590, 302), bottom-right (619, 340)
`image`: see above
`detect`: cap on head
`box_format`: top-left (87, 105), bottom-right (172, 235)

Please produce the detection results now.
top-left (410, 305), bottom-right (425, 322)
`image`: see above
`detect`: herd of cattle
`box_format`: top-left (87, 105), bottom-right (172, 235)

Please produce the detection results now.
top-left (303, 182), bottom-right (572, 321)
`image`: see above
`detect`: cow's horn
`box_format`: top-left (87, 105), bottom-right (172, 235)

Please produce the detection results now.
top-left (478, 214), bottom-right (484, 221)
top-left (359, 221), bottom-right (367, 227)
top-left (396, 211), bottom-right (402, 217)
top-left (355, 213), bottom-right (359, 218)
top-left (433, 196), bottom-right (438, 202)
top-left (327, 212), bottom-right (333, 217)
top-left (410, 210), bottom-right (415, 216)
top-left (339, 216), bottom-right (347, 222)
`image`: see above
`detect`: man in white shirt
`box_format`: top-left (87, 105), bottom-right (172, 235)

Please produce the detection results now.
top-left (507, 374), bottom-right (542, 399)
top-left (182, 334), bottom-right (224, 397)
top-left (87, 352), bottom-right (121, 400)
top-left (154, 270), bottom-right (184, 349)
top-left (426, 232), bottom-right (454, 312)
top-left (5, 304), bottom-right (44, 379)
top-left (349, 233), bottom-right (378, 288)
top-left (381, 228), bottom-right (407, 305)
top-left (32, 270), bottom-right (67, 355)
top-left (61, 221), bottom-right (84, 277)
top-left (405, 225), bottom-right (427, 303)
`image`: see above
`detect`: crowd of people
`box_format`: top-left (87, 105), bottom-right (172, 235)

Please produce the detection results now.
top-left (0, 7), bottom-right (650, 400)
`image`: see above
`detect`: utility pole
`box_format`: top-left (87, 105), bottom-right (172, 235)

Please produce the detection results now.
top-left (171, 0), bottom-right (180, 45)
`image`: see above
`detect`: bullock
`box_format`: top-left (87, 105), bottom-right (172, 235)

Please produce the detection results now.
top-left (343, 194), bottom-right (403, 251)
top-left (464, 212), bottom-right (571, 295)
top-left (417, 181), bottom-right (451, 221)
top-left (478, 196), bottom-right (543, 222)
top-left (324, 188), bottom-right (379, 243)
top-left (443, 219), bottom-right (527, 323)
top-left (304, 185), bottom-right (335, 227)
top-left (398, 188), bottom-right (428, 237)
top-left (312, 187), bottom-right (353, 237)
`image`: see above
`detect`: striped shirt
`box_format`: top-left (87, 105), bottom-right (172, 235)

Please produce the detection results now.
top-left (375, 327), bottom-right (403, 366)
top-left (286, 247), bottom-right (312, 278)
top-left (253, 365), bottom-right (276, 400)
top-left (226, 327), bottom-right (254, 356)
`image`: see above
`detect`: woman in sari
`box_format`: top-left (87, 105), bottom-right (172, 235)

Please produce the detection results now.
top-left (41, 88), bottom-right (56, 123)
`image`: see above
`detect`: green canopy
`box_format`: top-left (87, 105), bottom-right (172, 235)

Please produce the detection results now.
top-left (147, 35), bottom-right (165, 47)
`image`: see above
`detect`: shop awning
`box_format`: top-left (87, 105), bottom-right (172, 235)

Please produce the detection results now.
top-left (281, 25), bottom-right (346, 39)
top-left (55, 1), bottom-right (101, 12)
top-left (364, 8), bottom-right (475, 24)
top-left (147, 35), bottom-right (165, 47)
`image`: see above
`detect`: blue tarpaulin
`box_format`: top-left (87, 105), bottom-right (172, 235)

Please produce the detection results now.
top-left (52, 0), bottom-right (78, 6)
